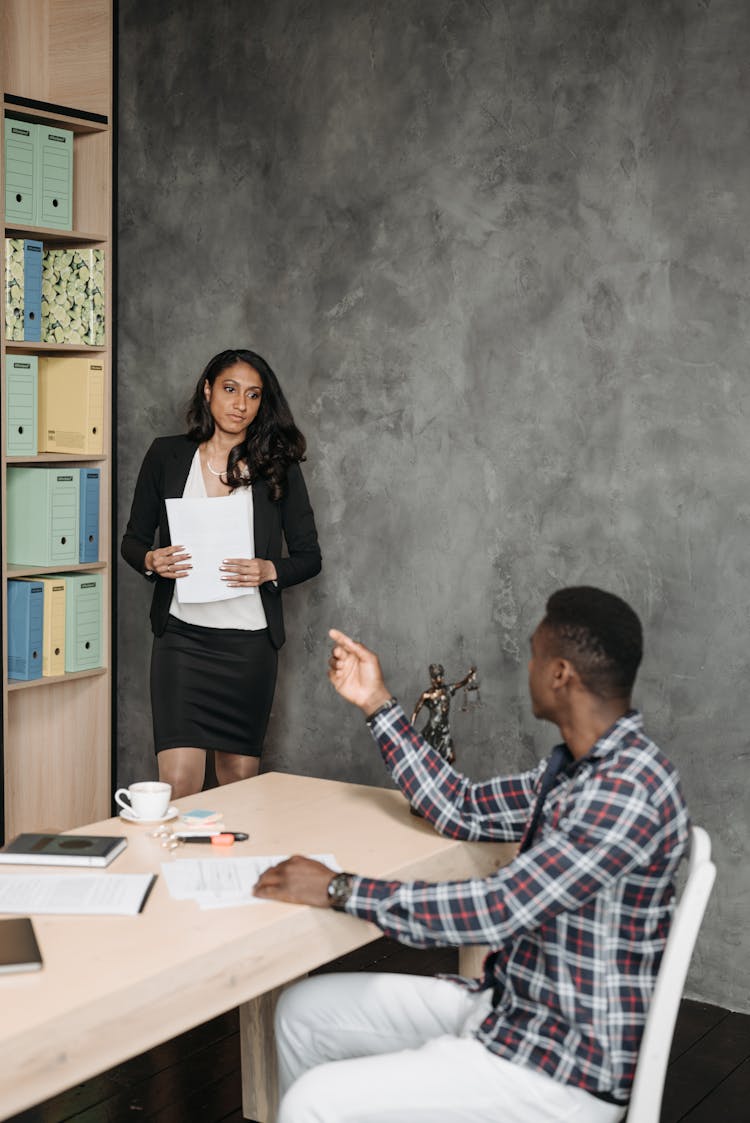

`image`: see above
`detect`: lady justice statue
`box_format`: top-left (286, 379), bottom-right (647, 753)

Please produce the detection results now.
top-left (411, 662), bottom-right (478, 764)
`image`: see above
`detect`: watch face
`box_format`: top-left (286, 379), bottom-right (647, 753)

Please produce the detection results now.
top-left (328, 872), bottom-right (352, 908)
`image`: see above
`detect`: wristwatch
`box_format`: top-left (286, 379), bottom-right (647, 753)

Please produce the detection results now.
top-left (326, 871), bottom-right (355, 910)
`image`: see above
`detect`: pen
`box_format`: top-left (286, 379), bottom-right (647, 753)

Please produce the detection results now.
top-left (177, 832), bottom-right (249, 845)
top-left (173, 829), bottom-right (247, 839)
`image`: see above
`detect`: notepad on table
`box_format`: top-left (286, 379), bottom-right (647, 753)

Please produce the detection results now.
top-left (0, 833), bottom-right (127, 868)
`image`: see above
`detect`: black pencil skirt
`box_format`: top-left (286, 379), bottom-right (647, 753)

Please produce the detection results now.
top-left (150, 615), bottom-right (278, 757)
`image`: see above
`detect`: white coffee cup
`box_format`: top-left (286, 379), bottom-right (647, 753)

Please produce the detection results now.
top-left (115, 781), bottom-right (172, 820)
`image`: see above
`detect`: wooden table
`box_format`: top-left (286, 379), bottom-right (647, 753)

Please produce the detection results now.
top-left (0, 772), bottom-right (513, 1121)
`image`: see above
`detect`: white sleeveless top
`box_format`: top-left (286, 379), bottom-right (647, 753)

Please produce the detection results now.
top-left (168, 450), bottom-right (269, 631)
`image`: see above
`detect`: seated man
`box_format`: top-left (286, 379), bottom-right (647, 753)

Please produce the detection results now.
top-left (254, 586), bottom-right (690, 1123)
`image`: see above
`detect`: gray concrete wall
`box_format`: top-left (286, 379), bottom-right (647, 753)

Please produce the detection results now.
top-left (117, 0), bottom-right (750, 1012)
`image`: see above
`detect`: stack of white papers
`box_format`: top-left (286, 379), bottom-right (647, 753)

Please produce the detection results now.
top-left (0, 873), bottom-right (155, 916)
top-left (165, 496), bottom-right (254, 603)
top-left (161, 854), bottom-right (340, 910)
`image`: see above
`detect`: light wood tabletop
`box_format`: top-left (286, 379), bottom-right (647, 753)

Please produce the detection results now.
top-left (0, 771), bottom-right (514, 1121)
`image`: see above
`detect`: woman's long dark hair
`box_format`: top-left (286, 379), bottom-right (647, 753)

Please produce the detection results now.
top-left (187, 349), bottom-right (306, 500)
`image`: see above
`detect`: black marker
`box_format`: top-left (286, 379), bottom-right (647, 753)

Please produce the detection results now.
top-left (178, 831), bottom-right (249, 845)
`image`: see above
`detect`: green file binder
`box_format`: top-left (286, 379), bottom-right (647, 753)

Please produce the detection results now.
top-left (4, 119), bottom-right (73, 229)
top-left (4, 118), bottom-right (37, 226)
top-left (6, 467), bottom-right (80, 566)
top-left (5, 354), bottom-right (38, 456)
top-left (59, 573), bottom-right (102, 672)
top-left (35, 124), bottom-right (73, 230)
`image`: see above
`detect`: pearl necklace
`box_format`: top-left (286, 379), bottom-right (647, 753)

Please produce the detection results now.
top-left (203, 446), bottom-right (228, 477)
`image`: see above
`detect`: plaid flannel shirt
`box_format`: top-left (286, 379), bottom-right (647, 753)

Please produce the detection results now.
top-left (343, 703), bottom-right (690, 1103)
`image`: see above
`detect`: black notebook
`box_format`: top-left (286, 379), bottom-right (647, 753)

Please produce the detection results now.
top-left (0, 833), bottom-right (127, 868)
top-left (0, 917), bottom-right (43, 973)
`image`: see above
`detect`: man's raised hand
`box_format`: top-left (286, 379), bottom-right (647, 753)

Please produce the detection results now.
top-left (327, 629), bottom-right (392, 715)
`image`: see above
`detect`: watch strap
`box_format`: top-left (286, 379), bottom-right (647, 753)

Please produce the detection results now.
top-left (365, 696), bottom-right (398, 725)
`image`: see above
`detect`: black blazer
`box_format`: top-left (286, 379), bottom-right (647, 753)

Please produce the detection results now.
top-left (121, 434), bottom-right (321, 649)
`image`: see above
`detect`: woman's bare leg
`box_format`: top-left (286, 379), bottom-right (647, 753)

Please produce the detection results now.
top-left (157, 747), bottom-right (207, 799)
top-left (214, 751), bottom-right (261, 786)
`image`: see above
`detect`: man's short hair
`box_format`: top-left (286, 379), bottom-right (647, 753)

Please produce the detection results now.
top-left (542, 587), bottom-right (643, 699)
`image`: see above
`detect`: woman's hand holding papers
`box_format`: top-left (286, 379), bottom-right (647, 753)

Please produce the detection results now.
top-left (327, 629), bottom-right (392, 717)
top-left (220, 557), bottom-right (278, 588)
top-left (254, 855), bottom-right (333, 907)
top-left (145, 545), bottom-right (191, 578)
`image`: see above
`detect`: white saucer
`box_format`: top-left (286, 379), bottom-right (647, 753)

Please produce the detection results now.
top-left (118, 805), bottom-right (179, 825)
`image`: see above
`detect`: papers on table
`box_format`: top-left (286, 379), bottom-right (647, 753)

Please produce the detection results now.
top-left (165, 495), bottom-right (255, 604)
top-left (0, 874), bottom-right (156, 916)
top-left (161, 854), bottom-right (340, 910)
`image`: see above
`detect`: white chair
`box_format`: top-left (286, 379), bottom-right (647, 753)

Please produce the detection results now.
top-left (626, 825), bottom-right (716, 1122)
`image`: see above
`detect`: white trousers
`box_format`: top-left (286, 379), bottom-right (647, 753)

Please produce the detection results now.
top-left (274, 972), bottom-right (628, 1123)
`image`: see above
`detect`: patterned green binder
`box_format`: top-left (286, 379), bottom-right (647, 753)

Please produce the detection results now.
top-left (41, 247), bottom-right (105, 345)
top-left (4, 237), bottom-right (25, 341)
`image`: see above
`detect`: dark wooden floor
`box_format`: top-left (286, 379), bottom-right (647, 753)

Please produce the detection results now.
top-left (8, 937), bottom-right (750, 1122)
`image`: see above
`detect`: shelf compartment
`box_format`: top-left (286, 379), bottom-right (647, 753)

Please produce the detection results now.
top-left (4, 223), bottom-right (107, 244)
top-left (6, 453), bottom-right (108, 465)
top-left (6, 561), bottom-right (106, 579)
top-left (7, 665), bottom-right (107, 692)
top-left (5, 669), bottom-right (111, 836)
top-left (4, 97), bottom-right (108, 134)
top-left (4, 341), bottom-right (106, 355)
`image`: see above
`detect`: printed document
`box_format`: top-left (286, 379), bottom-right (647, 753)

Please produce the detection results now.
top-left (0, 873), bottom-right (156, 916)
top-left (162, 854), bottom-right (340, 910)
top-left (165, 496), bottom-right (255, 603)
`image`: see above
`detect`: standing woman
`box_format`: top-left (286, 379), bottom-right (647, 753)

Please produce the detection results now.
top-left (121, 349), bottom-right (322, 798)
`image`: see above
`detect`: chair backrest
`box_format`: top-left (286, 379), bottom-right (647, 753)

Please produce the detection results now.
top-left (626, 825), bottom-right (717, 1123)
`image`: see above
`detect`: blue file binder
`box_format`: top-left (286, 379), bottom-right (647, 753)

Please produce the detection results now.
top-left (79, 468), bottom-right (100, 563)
top-left (23, 239), bottom-right (42, 342)
top-left (7, 580), bottom-right (44, 681)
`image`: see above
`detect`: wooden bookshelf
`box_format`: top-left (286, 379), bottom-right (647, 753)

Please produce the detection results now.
top-left (0, 0), bottom-right (113, 839)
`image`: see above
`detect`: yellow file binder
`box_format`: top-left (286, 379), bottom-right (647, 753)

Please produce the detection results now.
top-left (37, 356), bottom-right (104, 454)
top-left (39, 576), bottom-right (66, 676)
